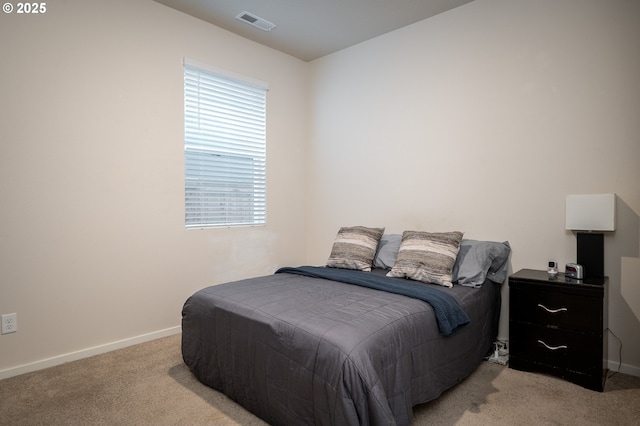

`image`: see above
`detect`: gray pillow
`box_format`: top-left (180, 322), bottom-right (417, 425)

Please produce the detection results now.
top-left (373, 234), bottom-right (402, 269)
top-left (387, 231), bottom-right (464, 287)
top-left (452, 240), bottom-right (511, 287)
top-left (326, 226), bottom-right (385, 272)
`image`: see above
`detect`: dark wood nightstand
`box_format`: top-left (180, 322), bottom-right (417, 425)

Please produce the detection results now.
top-left (508, 268), bottom-right (608, 392)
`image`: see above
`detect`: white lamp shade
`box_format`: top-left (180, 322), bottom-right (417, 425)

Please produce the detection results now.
top-left (566, 194), bottom-right (616, 231)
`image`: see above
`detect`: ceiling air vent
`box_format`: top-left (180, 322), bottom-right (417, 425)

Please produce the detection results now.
top-left (235, 11), bottom-right (276, 32)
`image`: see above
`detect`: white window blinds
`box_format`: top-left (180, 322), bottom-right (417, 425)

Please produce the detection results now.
top-left (184, 62), bottom-right (267, 228)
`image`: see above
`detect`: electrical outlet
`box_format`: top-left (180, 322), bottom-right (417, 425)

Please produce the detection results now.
top-left (1, 313), bottom-right (17, 334)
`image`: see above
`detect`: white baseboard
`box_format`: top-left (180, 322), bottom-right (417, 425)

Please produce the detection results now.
top-left (608, 359), bottom-right (640, 378)
top-left (0, 326), bottom-right (181, 381)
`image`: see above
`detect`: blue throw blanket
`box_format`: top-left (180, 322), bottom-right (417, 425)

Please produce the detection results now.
top-left (275, 266), bottom-right (469, 336)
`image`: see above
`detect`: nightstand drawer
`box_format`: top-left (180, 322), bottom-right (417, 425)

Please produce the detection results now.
top-left (510, 287), bottom-right (601, 331)
top-left (510, 321), bottom-right (602, 373)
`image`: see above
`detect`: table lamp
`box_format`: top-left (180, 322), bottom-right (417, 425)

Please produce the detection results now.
top-left (565, 194), bottom-right (616, 279)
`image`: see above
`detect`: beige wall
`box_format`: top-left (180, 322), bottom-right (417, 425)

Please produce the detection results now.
top-left (1, 0), bottom-right (639, 380)
top-left (0, 0), bottom-right (309, 375)
top-left (308, 0), bottom-right (640, 375)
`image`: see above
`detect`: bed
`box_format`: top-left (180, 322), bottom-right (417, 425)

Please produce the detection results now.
top-left (182, 228), bottom-right (510, 425)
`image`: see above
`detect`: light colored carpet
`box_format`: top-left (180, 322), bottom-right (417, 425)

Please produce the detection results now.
top-left (1, 333), bottom-right (638, 425)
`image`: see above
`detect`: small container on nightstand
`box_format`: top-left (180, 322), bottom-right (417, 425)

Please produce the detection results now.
top-left (508, 268), bottom-right (608, 392)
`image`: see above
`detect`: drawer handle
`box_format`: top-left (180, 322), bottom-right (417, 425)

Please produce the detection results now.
top-left (538, 340), bottom-right (567, 351)
top-left (537, 303), bottom-right (568, 314)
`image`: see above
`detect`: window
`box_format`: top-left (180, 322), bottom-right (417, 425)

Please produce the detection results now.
top-left (184, 60), bottom-right (267, 228)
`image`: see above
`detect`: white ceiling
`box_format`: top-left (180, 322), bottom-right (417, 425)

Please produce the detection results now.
top-left (153, 0), bottom-right (475, 62)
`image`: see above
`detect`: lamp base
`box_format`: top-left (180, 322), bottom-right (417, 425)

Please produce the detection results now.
top-left (576, 232), bottom-right (604, 279)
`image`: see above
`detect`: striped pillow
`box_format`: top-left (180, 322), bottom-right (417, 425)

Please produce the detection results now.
top-left (327, 226), bottom-right (385, 272)
top-left (387, 230), bottom-right (464, 287)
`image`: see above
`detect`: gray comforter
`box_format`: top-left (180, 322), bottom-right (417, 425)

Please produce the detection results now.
top-left (182, 268), bottom-right (500, 425)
